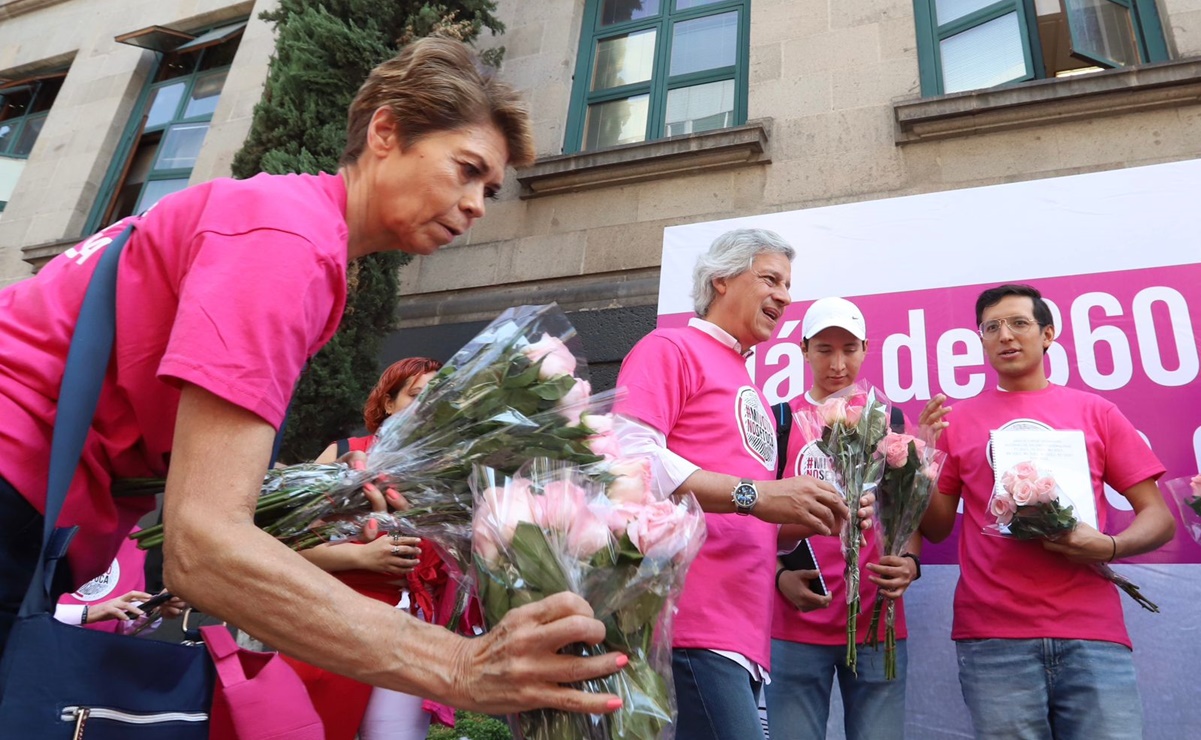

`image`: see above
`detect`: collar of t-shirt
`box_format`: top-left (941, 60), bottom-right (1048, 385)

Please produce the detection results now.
top-left (687, 317), bottom-right (749, 357)
top-left (803, 384), bottom-right (857, 407)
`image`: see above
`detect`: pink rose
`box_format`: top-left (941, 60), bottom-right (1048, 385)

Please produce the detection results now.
top-left (567, 508), bottom-right (613, 558)
top-left (472, 515), bottom-right (502, 566)
top-left (1190, 474), bottom-right (1201, 495)
top-left (879, 433), bottom-right (916, 468)
top-left (534, 480), bottom-right (588, 532)
top-left (523, 333), bottom-right (577, 380)
top-left (587, 430), bottom-right (623, 461)
top-left (603, 501), bottom-right (642, 535)
top-left (479, 480), bottom-right (536, 544)
top-left (1011, 462), bottom-right (1040, 482)
top-left (606, 458), bottom-right (653, 505)
top-left (1010, 478), bottom-right (1037, 506)
top-left (845, 404), bottom-right (863, 428)
top-left (1031, 476), bottom-right (1057, 504)
top-left (558, 378), bottom-right (592, 426)
top-left (819, 398), bottom-right (848, 426)
top-left (529, 481), bottom-right (612, 558)
top-left (990, 491), bottom-right (1016, 526)
top-left (580, 412), bottom-right (615, 435)
top-left (921, 462), bottom-right (940, 482)
top-left (627, 500), bottom-right (690, 561)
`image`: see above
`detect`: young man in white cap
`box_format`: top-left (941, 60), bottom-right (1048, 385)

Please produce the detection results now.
top-left (765, 297), bottom-right (921, 740)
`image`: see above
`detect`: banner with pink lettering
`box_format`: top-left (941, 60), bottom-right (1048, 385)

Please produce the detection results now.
top-left (656, 158), bottom-right (1201, 739)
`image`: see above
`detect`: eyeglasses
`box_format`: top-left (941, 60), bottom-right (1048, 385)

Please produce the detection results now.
top-left (979, 316), bottom-right (1042, 338)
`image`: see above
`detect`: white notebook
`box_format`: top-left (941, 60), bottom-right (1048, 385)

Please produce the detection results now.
top-left (989, 428), bottom-right (1097, 529)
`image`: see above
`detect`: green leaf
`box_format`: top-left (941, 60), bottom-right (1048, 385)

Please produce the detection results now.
top-left (509, 521), bottom-right (572, 594)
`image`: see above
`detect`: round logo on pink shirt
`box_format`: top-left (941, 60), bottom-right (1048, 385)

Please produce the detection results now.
top-left (735, 386), bottom-right (776, 471)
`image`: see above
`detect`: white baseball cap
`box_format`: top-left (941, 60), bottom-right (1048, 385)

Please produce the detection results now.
top-left (802, 297), bottom-right (866, 341)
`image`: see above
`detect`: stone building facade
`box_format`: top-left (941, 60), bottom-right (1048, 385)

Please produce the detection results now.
top-left (3, 0), bottom-right (1201, 374)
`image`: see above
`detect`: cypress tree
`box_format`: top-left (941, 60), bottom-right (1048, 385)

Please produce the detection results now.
top-left (231, 1), bottom-right (504, 462)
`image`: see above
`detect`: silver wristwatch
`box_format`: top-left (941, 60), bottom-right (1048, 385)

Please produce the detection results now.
top-left (732, 478), bottom-right (758, 516)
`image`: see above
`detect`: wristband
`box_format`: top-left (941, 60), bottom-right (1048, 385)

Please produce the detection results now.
top-left (901, 553), bottom-right (922, 581)
top-left (775, 566), bottom-right (787, 593)
top-left (81, 605), bottom-right (89, 625)
top-left (1108, 535), bottom-right (1118, 563)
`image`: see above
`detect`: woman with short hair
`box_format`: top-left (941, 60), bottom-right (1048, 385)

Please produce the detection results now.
top-left (0, 37), bottom-right (624, 716)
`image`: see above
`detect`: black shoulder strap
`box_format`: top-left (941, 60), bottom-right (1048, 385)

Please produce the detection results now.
top-left (335, 438), bottom-right (350, 458)
top-left (772, 402), bottom-right (792, 480)
top-left (890, 405), bottom-right (906, 434)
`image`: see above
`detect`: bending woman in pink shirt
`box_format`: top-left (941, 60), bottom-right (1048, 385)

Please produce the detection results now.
top-left (0, 37), bottom-right (626, 717)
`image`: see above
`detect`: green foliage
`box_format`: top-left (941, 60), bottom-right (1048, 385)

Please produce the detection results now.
top-left (426, 710), bottom-right (512, 740)
top-left (228, 1), bottom-right (504, 461)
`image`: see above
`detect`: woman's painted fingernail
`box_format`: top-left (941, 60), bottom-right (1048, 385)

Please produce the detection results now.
top-left (606, 698), bottom-right (624, 711)
top-left (614, 654), bottom-right (629, 668)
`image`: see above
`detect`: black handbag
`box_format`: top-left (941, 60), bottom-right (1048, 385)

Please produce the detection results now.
top-left (0, 225), bottom-right (216, 738)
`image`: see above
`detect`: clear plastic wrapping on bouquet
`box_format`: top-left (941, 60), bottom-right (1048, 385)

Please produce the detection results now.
top-left (791, 381), bottom-right (891, 674)
top-left (133, 305), bottom-right (633, 584)
top-left (862, 424), bottom-right (945, 678)
top-left (983, 462), bottom-right (1081, 540)
top-left (1163, 474), bottom-right (1201, 545)
top-left (255, 303), bottom-right (623, 545)
top-left (984, 461), bottom-right (1160, 612)
top-left (471, 459), bottom-right (706, 740)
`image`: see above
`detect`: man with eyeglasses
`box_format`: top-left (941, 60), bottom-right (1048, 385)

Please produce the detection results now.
top-left (919, 283), bottom-right (1175, 740)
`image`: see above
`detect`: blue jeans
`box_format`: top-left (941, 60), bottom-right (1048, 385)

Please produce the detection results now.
top-left (956, 638), bottom-right (1143, 740)
top-left (672, 649), bottom-right (765, 740)
top-left (765, 638), bottom-right (908, 740)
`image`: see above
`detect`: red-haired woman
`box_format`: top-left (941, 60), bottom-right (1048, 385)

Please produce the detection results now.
top-left (290, 357), bottom-right (457, 740)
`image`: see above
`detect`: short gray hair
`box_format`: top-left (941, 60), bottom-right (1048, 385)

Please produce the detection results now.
top-left (691, 228), bottom-right (795, 317)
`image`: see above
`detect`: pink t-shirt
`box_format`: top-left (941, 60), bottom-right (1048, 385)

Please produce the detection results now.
top-left (0, 172), bottom-right (349, 585)
top-left (937, 384), bottom-right (1164, 648)
top-left (615, 325), bottom-right (779, 669)
top-left (771, 394), bottom-right (907, 645)
top-left (56, 528), bottom-right (151, 635)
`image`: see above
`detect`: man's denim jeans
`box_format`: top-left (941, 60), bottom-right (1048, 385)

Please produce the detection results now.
top-left (672, 648), bottom-right (765, 740)
top-left (956, 638), bottom-right (1143, 740)
top-left (764, 638), bottom-right (908, 740)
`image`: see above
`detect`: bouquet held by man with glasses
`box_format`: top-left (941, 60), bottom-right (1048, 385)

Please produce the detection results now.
top-left (985, 429), bottom-right (1158, 612)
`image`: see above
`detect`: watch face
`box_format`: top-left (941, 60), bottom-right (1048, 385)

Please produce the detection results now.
top-left (733, 483), bottom-right (757, 508)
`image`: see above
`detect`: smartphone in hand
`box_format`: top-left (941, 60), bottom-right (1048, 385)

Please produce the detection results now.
top-left (779, 540), bottom-right (828, 597)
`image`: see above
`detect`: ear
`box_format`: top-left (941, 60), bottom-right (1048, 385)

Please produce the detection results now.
top-left (712, 275), bottom-right (729, 297)
top-left (861, 339), bottom-right (869, 356)
top-left (366, 107), bottom-right (403, 157)
top-left (1042, 324), bottom-right (1055, 349)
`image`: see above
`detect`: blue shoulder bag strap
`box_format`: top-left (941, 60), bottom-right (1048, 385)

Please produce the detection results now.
top-left (772, 402), bottom-right (792, 480)
top-left (19, 225), bottom-right (134, 617)
top-left (21, 225), bottom-right (293, 617)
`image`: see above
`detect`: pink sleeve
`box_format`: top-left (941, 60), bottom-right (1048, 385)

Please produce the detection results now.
top-left (614, 333), bottom-right (692, 437)
top-left (1101, 406), bottom-right (1165, 492)
top-left (158, 229), bottom-right (343, 428)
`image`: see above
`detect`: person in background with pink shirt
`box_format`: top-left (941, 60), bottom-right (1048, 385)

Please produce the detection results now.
top-left (920, 283), bottom-right (1175, 739)
top-left (0, 38), bottom-right (626, 718)
top-left (766, 297), bottom-right (921, 740)
top-left (614, 228), bottom-right (855, 740)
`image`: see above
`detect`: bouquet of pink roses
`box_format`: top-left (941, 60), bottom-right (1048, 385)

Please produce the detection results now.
top-left (862, 429), bottom-right (944, 680)
top-left (795, 382), bottom-right (891, 675)
top-left (985, 462), bottom-right (1079, 540)
top-left (1163, 474), bottom-right (1201, 545)
top-left (473, 459), bottom-right (705, 740)
top-left (985, 461), bottom-right (1159, 612)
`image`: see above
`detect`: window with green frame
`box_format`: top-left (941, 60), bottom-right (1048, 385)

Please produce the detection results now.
top-left (913, 0), bottom-right (1169, 96)
top-left (564, 0), bottom-right (750, 154)
top-left (0, 72), bottom-right (66, 212)
top-left (90, 21), bottom-right (245, 230)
